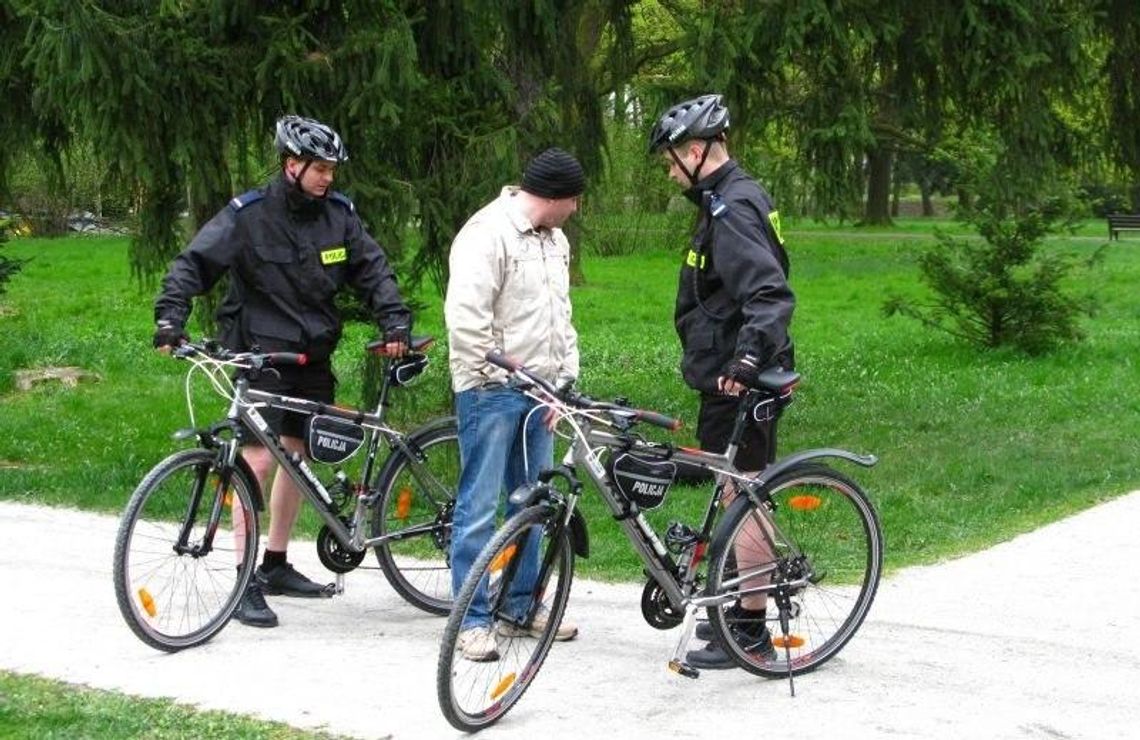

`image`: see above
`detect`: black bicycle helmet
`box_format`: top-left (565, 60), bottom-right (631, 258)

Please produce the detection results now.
top-left (647, 94), bottom-right (730, 154)
top-left (274, 115), bottom-right (348, 163)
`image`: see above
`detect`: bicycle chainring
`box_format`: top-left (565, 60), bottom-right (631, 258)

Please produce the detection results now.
top-left (316, 524), bottom-right (366, 574)
top-left (640, 577), bottom-right (684, 630)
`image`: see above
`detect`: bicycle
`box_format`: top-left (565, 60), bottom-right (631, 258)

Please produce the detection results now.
top-left (113, 337), bottom-right (459, 652)
top-left (437, 350), bottom-right (883, 731)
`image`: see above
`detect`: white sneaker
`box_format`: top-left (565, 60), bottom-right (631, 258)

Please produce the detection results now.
top-left (457, 627), bottom-right (499, 661)
top-left (497, 605), bottom-right (578, 641)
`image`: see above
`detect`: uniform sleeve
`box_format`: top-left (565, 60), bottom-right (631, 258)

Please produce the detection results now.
top-left (344, 216), bottom-right (412, 334)
top-left (444, 222), bottom-right (504, 382)
top-left (711, 197), bottom-right (795, 366)
top-left (153, 209), bottom-right (239, 326)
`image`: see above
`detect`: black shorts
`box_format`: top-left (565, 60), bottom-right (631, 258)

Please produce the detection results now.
top-left (245, 361), bottom-right (336, 441)
top-left (696, 394), bottom-right (775, 472)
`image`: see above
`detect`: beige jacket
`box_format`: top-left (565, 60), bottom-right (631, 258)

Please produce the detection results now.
top-left (445, 187), bottom-right (580, 393)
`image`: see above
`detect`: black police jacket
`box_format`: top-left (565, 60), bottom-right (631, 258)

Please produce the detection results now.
top-left (674, 160), bottom-right (795, 394)
top-left (155, 174), bottom-right (410, 360)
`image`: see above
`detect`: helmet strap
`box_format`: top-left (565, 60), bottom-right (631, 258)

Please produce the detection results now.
top-left (668, 140), bottom-right (714, 187)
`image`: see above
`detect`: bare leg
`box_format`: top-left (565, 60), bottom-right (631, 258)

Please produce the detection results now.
top-left (265, 435), bottom-right (306, 552)
top-left (724, 474), bottom-right (773, 612)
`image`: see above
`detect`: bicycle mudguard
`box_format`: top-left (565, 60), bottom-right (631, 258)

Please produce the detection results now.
top-left (753, 448), bottom-right (878, 489)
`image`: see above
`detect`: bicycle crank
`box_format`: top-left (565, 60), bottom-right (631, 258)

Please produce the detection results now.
top-left (316, 524), bottom-right (366, 574)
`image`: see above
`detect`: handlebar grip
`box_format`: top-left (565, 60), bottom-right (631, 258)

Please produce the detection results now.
top-left (266, 352), bottom-right (308, 366)
top-left (631, 408), bottom-right (683, 432)
top-left (484, 349), bottom-right (521, 372)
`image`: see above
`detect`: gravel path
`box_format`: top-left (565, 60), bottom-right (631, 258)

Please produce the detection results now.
top-left (2, 495), bottom-right (1138, 739)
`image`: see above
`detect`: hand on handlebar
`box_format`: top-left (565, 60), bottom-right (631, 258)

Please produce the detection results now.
top-left (153, 320), bottom-right (188, 354)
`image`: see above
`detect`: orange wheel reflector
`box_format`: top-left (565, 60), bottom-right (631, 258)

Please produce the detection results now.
top-left (396, 488), bottom-right (413, 519)
top-left (788, 495), bottom-right (822, 511)
top-left (490, 673), bottom-right (517, 700)
top-left (138, 588), bottom-right (157, 618)
top-left (772, 635), bottom-right (804, 648)
top-left (489, 544), bottom-right (518, 573)
top-left (224, 490), bottom-right (233, 507)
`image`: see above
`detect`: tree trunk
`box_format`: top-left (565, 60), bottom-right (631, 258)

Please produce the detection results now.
top-left (890, 168), bottom-right (900, 217)
top-left (920, 177), bottom-right (935, 217)
top-left (863, 145), bottom-right (894, 225)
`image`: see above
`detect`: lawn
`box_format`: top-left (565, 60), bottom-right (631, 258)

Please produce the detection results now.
top-left (1, 220), bottom-right (1138, 581)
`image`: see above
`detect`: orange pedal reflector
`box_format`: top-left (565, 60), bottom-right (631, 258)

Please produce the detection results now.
top-left (788, 495), bottom-right (822, 511)
top-left (489, 544), bottom-right (518, 573)
top-left (396, 488), bottom-right (413, 519)
top-left (772, 635), bottom-right (804, 648)
top-left (490, 673), bottom-right (517, 700)
top-left (138, 588), bottom-right (157, 618)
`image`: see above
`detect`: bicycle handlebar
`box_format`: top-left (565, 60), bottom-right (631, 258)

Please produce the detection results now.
top-left (484, 349), bottom-right (682, 432)
top-left (172, 341), bottom-right (308, 368)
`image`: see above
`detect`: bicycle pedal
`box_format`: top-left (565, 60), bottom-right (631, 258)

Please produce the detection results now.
top-left (667, 659), bottom-right (700, 679)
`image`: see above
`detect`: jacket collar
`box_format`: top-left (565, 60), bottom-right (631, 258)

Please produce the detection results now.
top-left (500, 186), bottom-right (545, 235)
top-left (683, 159), bottom-right (738, 206)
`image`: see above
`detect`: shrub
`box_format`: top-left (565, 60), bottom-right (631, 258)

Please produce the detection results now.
top-left (0, 218), bottom-right (29, 300)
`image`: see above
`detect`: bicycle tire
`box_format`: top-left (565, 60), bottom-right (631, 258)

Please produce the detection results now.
top-left (437, 504), bottom-right (574, 732)
top-left (112, 448), bottom-right (260, 652)
top-left (371, 418), bottom-right (460, 615)
top-left (705, 462), bottom-right (883, 677)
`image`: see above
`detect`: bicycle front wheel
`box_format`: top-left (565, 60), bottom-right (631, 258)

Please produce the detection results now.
top-left (371, 418), bottom-right (460, 615)
top-left (437, 504), bottom-right (574, 732)
top-left (705, 463), bottom-right (883, 677)
top-left (113, 448), bottom-right (260, 652)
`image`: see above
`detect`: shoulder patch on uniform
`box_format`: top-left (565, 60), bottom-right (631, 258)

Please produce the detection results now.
top-left (767, 209), bottom-right (785, 245)
top-left (228, 190), bottom-right (264, 211)
top-left (329, 191), bottom-right (355, 214)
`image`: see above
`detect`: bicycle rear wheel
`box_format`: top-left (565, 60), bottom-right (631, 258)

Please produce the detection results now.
top-left (113, 448), bottom-right (259, 652)
top-left (437, 505), bottom-right (574, 732)
top-left (371, 418), bottom-right (459, 615)
top-left (705, 463), bottom-right (883, 677)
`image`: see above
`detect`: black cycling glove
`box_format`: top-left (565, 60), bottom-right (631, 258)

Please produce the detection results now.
top-left (723, 353), bottom-right (761, 389)
top-left (153, 319), bottom-right (187, 349)
top-left (384, 324), bottom-right (410, 347)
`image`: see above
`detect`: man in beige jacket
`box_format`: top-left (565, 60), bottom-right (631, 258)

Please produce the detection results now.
top-left (444, 148), bottom-right (583, 661)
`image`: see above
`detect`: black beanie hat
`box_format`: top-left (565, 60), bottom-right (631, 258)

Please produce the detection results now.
top-left (521, 148), bottom-right (586, 199)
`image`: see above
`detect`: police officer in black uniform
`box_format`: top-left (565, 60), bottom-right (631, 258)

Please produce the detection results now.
top-left (153, 115), bottom-right (411, 627)
top-left (649, 94), bottom-right (795, 669)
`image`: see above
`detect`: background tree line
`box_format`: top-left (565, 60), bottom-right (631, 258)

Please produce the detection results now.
top-left (2, 0), bottom-right (1138, 289)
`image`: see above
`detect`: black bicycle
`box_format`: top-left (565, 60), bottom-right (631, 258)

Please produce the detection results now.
top-left (113, 337), bottom-right (459, 652)
top-left (437, 350), bottom-right (883, 731)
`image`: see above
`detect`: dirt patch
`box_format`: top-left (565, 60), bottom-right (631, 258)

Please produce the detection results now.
top-left (13, 367), bottom-right (101, 391)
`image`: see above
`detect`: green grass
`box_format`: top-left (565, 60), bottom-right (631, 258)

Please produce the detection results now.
top-left (1, 221), bottom-right (1138, 582)
top-left (0, 671), bottom-right (346, 739)
top-left (1, 219), bottom-right (1138, 737)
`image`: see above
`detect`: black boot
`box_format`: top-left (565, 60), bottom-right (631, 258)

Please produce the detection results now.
top-left (234, 580), bottom-right (278, 628)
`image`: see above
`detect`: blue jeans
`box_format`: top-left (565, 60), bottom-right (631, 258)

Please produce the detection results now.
top-left (451, 386), bottom-right (553, 629)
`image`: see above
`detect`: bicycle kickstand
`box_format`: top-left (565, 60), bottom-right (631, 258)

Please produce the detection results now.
top-left (667, 605), bottom-right (701, 679)
top-left (777, 603), bottom-right (796, 697)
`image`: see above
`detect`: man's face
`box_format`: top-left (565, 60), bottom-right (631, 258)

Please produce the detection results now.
top-left (661, 142), bottom-right (700, 187)
top-left (286, 158), bottom-right (337, 198)
top-left (536, 195), bottom-right (580, 228)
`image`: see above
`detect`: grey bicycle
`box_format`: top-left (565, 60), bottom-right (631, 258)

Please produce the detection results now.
top-left (113, 337), bottom-right (459, 652)
top-left (437, 350), bottom-right (883, 731)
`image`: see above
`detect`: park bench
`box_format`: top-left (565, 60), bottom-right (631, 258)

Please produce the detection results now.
top-left (1107, 213), bottom-right (1140, 240)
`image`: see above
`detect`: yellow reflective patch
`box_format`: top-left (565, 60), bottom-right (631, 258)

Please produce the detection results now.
top-left (320, 247), bottom-right (347, 265)
top-left (768, 210), bottom-right (785, 245)
top-left (685, 249), bottom-right (706, 269)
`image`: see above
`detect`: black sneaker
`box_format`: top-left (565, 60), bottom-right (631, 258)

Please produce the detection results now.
top-left (234, 580), bottom-right (278, 628)
top-left (256, 562), bottom-right (334, 598)
top-left (695, 604), bottom-right (758, 641)
top-left (686, 624), bottom-right (777, 670)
